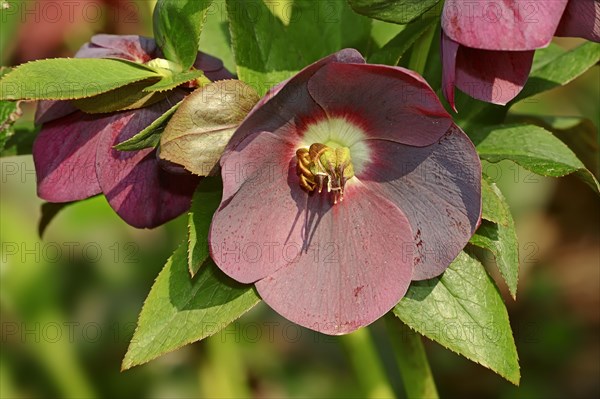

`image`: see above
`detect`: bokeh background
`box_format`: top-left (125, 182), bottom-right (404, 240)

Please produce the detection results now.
top-left (1, 1), bottom-right (598, 398)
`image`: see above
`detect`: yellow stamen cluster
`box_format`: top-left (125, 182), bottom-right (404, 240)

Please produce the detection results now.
top-left (296, 143), bottom-right (355, 204)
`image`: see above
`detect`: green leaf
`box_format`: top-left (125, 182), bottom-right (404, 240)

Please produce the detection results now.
top-left (0, 58), bottom-right (161, 101)
top-left (507, 115), bottom-right (599, 178)
top-left (471, 124), bottom-right (600, 193)
top-left (114, 100), bottom-right (182, 151)
top-left (144, 70), bottom-right (206, 92)
top-left (188, 177), bottom-right (223, 277)
top-left (153, 0), bottom-right (213, 70)
top-left (226, 0), bottom-right (372, 95)
top-left (367, 16), bottom-right (435, 65)
top-left (348, 0), bottom-right (441, 24)
top-left (70, 79), bottom-right (165, 114)
top-left (0, 100), bottom-right (20, 152)
top-left (480, 177), bottom-right (509, 226)
top-left (515, 42), bottom-right (600, 102)
top-left (160, 80), bottom-right (260, 175)
top-left (198, 0), bottom-right (236, 72)
top-left (122, 242), bottom-right (260, 370)
top-left (394, 251), bottom-right (520, 385)
top-left (1, 125), bottom-right (38, 157)
top-left (473, 178), bottom-right (519, 298)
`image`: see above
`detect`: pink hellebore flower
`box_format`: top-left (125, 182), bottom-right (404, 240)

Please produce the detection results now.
top-left (442, 0), bottom-right (600, 108)
top-left (209, 50), bottom-right (482, 335)
top-left (33, 35), bottom-right (232, 228)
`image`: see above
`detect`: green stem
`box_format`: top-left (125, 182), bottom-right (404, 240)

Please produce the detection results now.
top-left (407, 21), bottom-right (437, 75)
top-left (198, 333), bottom-right (250, 398)
top-left (339, 327), bottom-right (396, 399)
top-left (385, 314), bottom-right (439, 399)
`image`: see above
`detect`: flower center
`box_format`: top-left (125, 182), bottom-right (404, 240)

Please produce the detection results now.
top-left (296, 143), bottom-right (355, 204)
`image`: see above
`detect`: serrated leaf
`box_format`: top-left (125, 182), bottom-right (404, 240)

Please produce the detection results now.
top-left (471, 124), bottom-right (600, 193)
top-left (71, 79), bottom-right (165, 114)
top-left (1, 125), bottom-right (38, 157)
top-left (515, 41), bottom-right (600, 102)
top-left (469, 220), bottom-right (519, 299)
top-left (0, 100), bottom-right (20, 152)
top-left (188, 177), bottom-right (222, 277)
top-left (144, 70), bottom-right (206, 92)
top-left (160, 80), bottom-right (260, 175)
top-left (114, 100), bottom-right (182, 151)
top-left (153, 0), bottom-right (213, 70)
top-left (0, 58), bottom-right (161, 101)
top-left (348, 0), bottom-right (441, 24)
top-left (122, 242), bottom-right (260, 370)
top-left (226, 0), bottom-right (372, 95)
top-left (367, 16), bottom-right (435, 65)
top-left (394, 251), bottom-right (520, 385)
top-left (508, 115), bottom-right (599, 178)
top-left (480, 177), bottom-right (509, 226)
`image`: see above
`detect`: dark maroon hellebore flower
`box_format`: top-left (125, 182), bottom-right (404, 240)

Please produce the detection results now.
top-left (442, 0), bottom-right (600, 108)
top-left (33, 34), bottom-right (232, 228)
top-left (209, 49), bottom-right (482, 335)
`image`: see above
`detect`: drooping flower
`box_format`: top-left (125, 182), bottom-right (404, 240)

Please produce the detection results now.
top-left (209, 49), bottom-right (482, 335)
top-left (33, 34), bottom-right (232, 228)
top-left (442, 0), bottom-right (600, 108)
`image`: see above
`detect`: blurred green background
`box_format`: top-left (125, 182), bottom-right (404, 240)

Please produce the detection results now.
top-left (1, 1), bottom-right (599, 398)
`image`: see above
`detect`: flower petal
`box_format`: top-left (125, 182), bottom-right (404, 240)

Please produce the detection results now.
top-left (210, 131), bottom-right (304, 283)
top-left (453, 37), bottom-right (534, 105)
top-left (442, 0), bottom-right (568, 50)
top-left (555, 0), bottom-right (600, 41)
top-left (35, 100), bottom-right (78, 125)
top-left (33, 111), bottom-right (104, 202)
top-left (95, 97), bottom-right (198, 228)
top-left (193, 52), bottom-right (234, 81)
top-left (360, 124), bottom-right (481, 280)
top-left (441, 33), bottom-right (460, 112)
top-left (75, 34), bottom-right (157, 62)
top-left (225, 49), bottom-right (365, 153)
top-left (255, 182), bottom-right (414, 335)
top-left (306, 63), bottom-right (452, 146)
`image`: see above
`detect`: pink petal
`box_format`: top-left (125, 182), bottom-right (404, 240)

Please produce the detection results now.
top-left (449, 32), bottom-right (534, 105)
top-left (33, 111), bottom-right (104, 202)
top-left (225, 49), bottom-right (365, 154)
top-left (555, 0), bottom-right (600, 41)
top-left (210, 131), bottom-right (304, 283)
top-left (255, 182), bottom-right (414, 335)
top-left (95, 98), bottom-right (198, 228)
top-left (75, 34), bottom-right (157, 62)
top-left (360, 124), bottom-right (481, 280)
top-left (307, 63), bottom-right (452, 146)
top-left (442, 0), bottom-right (568, 50)
top-left (441, 32), bottom-right (460, 111)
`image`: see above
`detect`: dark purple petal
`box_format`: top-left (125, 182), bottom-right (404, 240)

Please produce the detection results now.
top-left (555, 0), bottom-right (600, 41)
top-left (224, 49), bottom-right (365, 154)
top-left (95, 96), bottom-right (198, 228)
top-left (33, 111), bottom-right (104, 202)
top-left (442, 0), bottom-right (568, 50)
top-left (75, 34), bottom-right (157, 62)
top-left (255, 182), bottom-right (414, 335)
top-left (441, 33), bottom-right (460, 111)
top-left (35, 100), bottom-right (78, 125)
top-left (360, 124), bottom-right (481, 280)
top-left (193, 52), bottom-right (235, 81)
top-left (307, 63), bottom-right (452, 146)
top-left (453, 38), bottom-right (534, 105)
